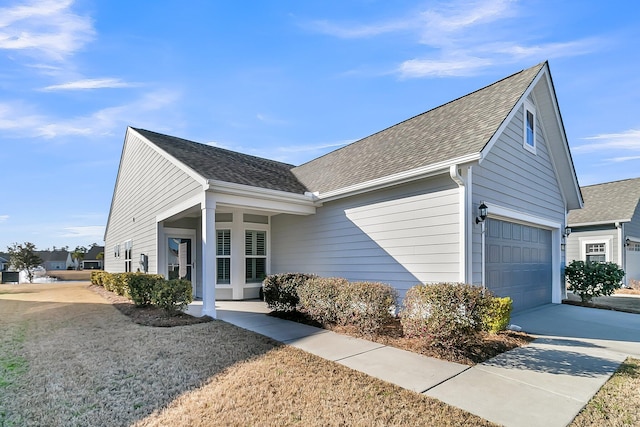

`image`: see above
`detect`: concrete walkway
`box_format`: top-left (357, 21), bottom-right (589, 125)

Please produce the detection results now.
top-left (187, 301), bottom-right (640, 427)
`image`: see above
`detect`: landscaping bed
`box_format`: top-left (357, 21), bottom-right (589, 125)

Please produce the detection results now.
top-left (90, 285), bottom-right (212, 327)
top-left (270, 310), bottom-right (532, 365)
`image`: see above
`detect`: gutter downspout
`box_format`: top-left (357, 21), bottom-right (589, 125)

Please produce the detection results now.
top-left (450, 165), bottom-right (469, 283)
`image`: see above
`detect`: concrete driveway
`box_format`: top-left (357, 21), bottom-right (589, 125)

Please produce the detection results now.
top-left (427, 303), bottom-right (640, 427)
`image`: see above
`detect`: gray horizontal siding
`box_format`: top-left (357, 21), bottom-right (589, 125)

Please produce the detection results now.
top-left (271, 174), bottom-right (461, 298)
top-left (472, 100), bottom-right (565, 284)
top-left (104, 133), bottom-right (202, 274)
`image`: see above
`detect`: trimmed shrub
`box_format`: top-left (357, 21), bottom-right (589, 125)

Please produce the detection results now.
top-left (335, 281), bottom-right (398, 335)
top-left (152, 279), bottom-right (193, 314)
top-left (90, 271), bottom-right (106, 286)
top-left (262, 273), bottom-right (317, 312)
top-left (565, 260), bottom-right (625, 303)
top-left (400, 282), bottom-right (490, 349)
top-left (482, 296), bottom-right (513, 333)
top-left (298, 277), bottom-right (349, 324)
top-left (128, 273), bottom-right (165, 307)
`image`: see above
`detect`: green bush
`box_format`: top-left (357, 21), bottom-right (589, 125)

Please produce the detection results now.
top-left (128, 273), bottom-right (165, 307)
top-left (298, 277), bottom-right (349, 324)
top-left (565, 260), bottom-right (625, 303)
top-left (152, 279), bottom-right (193, 314)
top-left (262, 273), bottom-right (317, 312)
top-left (482, 296), bottom-right (513, 333)
top-left (400, 283), bottom-right (490, 350)
top-left (90, 271), bottom-right (107, 286)
top-left (335, 281), bottom-right (398, 335)
top-left (298, 278), bottom-right (397, 335)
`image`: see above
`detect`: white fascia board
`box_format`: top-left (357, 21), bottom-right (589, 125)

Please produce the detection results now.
top-left (128, 127), bottom-right (208, 187)
top-left (156, 194), bottom-right (203, 223)
top-left (487, 202), bottom-right (562, 230)
top-left (570, 220), bottom-right (630, 228)
top-left (207, 180), bottom-right (319, 215)
top-left (316, 153), bottom-right (482, 202)
top-left (627, 235), bottom-right (640, 243)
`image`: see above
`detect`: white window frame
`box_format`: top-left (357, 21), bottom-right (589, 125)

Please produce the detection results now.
top-left (124, 240), bottom-right (133, 272)
top-left (523, 100), bottom-right (537, 154)
top-left (579, 236), bottom-right (611, 263)
top-left (245, 229), bottom-right (267, 284)
top-left (216, 229), bottom-right (232, 285)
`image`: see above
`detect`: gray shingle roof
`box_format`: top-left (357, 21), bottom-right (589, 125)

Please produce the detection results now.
top-left (291, 62), bottom-right (546, 194)
top-left (568, 177), bottom-right (640, 225)
top-left (85, 245), bottom-right (104, 260)
top-left (134, 63), bottom-right (545, 196)
top-left (133, 128), bottom-right (309, 194)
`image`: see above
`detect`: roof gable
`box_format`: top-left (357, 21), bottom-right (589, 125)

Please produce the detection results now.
top-left (292, 63), bottom-right (546, 194)
top-left (568, 177), bottom-right (640, 225)
top-left (133, 128), bottom-right (308, 194)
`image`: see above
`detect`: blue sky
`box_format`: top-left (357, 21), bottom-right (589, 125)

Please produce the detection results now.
top-left (0, 0), bottom-right (639, 252)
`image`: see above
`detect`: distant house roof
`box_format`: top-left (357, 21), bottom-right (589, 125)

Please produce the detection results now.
top-left (85, 245), bottom-right (104, 260)
top-left (292, 62), bottom-right (546, 194)
top-left (568, 177), bottom-right (640, 225)
top-left (133, 128), bottom-right (308, 194)
top-left (36, 250), bottom-right (69, 263)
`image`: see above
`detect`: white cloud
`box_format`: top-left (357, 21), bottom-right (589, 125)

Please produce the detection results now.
top-left (306, 0), bottom-right (597, 79)
top-left (60, 225), bottom-right (105, 239)
top-left (256, 113), bottom-right (289, 126)
top-left (0, 0), bottom-right (94, 60)
top-left (0, 89), bottom-right (182, 139)
top-left (606, 155), bottom-right (640, 163)
top-left (41, 78), bottom-right (138, 91)
top-left (398, 55), bottom-right (492, 78)
top-left (574, 129), bottom-right (640, 153)
top-left (0, 215), bottom-right (9, 223)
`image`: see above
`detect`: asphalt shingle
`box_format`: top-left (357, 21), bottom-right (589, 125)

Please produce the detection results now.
top-left (568, 177), bottom-right (640, 225)
top-left (134, 63), bottom-right (545, 196)
top-left (291, 62), bottom-right (545, 194)
top-left (133, 128), bottom-right (308, 194)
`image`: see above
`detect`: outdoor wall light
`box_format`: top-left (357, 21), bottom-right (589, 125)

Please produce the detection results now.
top-left (626, 238), bottom-right (631, 247)
top-left (475, 202), bottom-right (488, 224)
top-left (564, 226), bottom-right (572, 237)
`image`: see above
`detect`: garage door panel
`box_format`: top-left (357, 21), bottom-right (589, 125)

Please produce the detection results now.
top-left (485, 218), bottom-right (552, 312)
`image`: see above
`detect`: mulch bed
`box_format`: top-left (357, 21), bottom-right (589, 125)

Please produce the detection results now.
top-left (90, 284), bottom-right (532, 364)
top-left (90, 285), bottom-right (213, 327)
top-left (562, 298), bottom-right (640, 315)
top-left (270, 310), bottom-right (534, 365)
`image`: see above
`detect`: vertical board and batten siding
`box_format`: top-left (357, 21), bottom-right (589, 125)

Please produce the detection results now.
top-left (104, 133), bottom-right (203, 274)
top-left (472, 98), bottom-right (565, 285)
top-left (271, 174), bottom-right (460, 299)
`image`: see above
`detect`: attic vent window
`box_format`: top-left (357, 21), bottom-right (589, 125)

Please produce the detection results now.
top-left (523, 101), bottom-right (536, 154)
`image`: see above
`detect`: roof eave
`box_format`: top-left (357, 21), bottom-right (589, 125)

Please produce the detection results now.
top-left (317, 153), bottom-right (482, 202)
top-left (568, 219), bottom-right (631, 227)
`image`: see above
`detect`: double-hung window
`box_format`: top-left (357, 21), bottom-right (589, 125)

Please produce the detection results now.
top-left (245, 230), bottom-right (266, 283)
top-left (523, 101), bottom-right (536, 153)
top-left (585, 243), bottom-right (606, 263)
top-left (216, 230), bottom-right (231, 284)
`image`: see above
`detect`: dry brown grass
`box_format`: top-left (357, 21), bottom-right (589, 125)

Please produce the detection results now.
top-left (570, 358), bottom-right (640, 426)
top-left (0, 282), bottom-right (496, 426)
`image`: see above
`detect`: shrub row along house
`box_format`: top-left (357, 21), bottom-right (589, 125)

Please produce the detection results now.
top-left (104, 61), bottom-right (582, 317)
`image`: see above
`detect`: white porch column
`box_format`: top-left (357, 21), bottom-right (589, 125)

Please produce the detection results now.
top-left (201, 192), bottom-right (217, 318)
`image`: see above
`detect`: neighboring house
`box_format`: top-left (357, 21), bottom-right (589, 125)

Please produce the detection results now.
top-left (0, 255), bottom-right (8, 271)
top-left (37, 250), bottom-right (74, 271)
top-left (566, 177), bottom-right (640, 286)
top-left (82, 245), bottom-right (105, 270)
top-left (104, 61), bottom-right (582, 317)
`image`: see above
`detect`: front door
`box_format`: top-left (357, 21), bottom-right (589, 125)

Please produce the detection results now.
top-left (167, 236), bottom-right (194, 284)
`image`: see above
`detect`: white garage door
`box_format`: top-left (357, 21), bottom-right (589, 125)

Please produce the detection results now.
top-left (626, 243), bottom-right (640, 284)
top-left (485, 218), bottom-right (552, 312)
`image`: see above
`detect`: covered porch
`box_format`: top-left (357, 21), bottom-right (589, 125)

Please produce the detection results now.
top-left (155, 182), bottom-right (318, 317)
